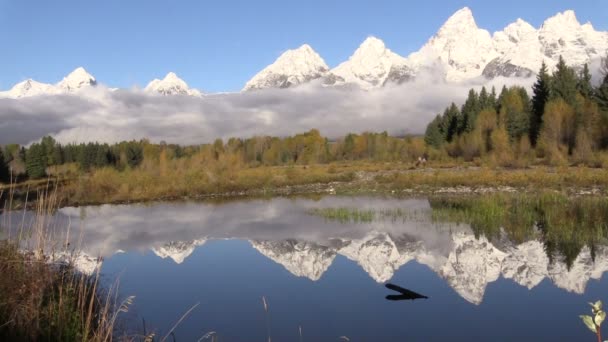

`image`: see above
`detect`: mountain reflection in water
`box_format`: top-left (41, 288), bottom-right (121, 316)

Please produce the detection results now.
top-left (4, 195), bottom-right (606, 307)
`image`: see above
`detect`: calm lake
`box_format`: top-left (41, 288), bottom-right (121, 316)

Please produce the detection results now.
top-left (3, 195), bottom-right (607, 341)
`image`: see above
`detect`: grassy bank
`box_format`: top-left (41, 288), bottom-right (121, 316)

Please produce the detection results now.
top-left (3, 162), bottom-right (608, 209)
top-left (373, 166), bottom-right (608, 192)
top-left (57, 164), bottom-right (608, 206)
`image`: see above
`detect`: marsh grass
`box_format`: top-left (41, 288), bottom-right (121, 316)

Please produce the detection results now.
top-left (430, 192), bottom-right (608, 267)
top-left (0, 181), bottom-right (131, 341)
top-left (307, 207), bottom-right (427, 224)
top-left (375, 166), bottom-right (608, 191)
top-left (61, 164), bottom-right (356, 206)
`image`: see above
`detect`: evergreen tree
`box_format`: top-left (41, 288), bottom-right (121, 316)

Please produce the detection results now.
top-left (25, 143), bottom-right (47, 179)
top-left (577, 63), bottom-right (593, 98)
top-left (441, 103), bottom-right (461, 142)
top-left (425, 115), bottom-right (444, 148)
top-left (94, 145), bottom-right (109, 167)
top-left (501, 87), bottom-right (531, 142)
top-left (489, 86), bottom-right (498, 110)
top-left (479, 87), bottom-right (491, 109)
top-left (496, 85), bottom-right (508, 113)
top-left (459, 89), bottom-right (480, 133)
top-left (551, 56), bottom-right (578, 105)
top-left (530, 61), bottom-right (551, 146)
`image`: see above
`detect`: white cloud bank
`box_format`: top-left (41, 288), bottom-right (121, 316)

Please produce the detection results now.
top-left (0, 75), bottom-right (535, 146)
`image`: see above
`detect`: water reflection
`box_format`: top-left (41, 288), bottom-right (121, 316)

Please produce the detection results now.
top-left (3, 196), bottom-right (606, 306)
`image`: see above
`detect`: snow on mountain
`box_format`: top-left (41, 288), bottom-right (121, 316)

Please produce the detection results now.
top-left (331, 37), bottom-right (414, 89)
top-left (152, 239), bottom-right (207, 264)
top-left (548, 245), bottom-right (608, 294)
top-left (251, 240), bottom-right (336, 281)
top-left (338, 231), bottom-right (414, 282)
top-left (243, 44), bottom-right (331, 91)
top-left (407, 7), bottom-right (498, 82)
top-left (439, 232), bottom-right (506, 305)
top-left (0, 79), bottom-right (61, 98)
top-left (243, 228), bottom-right (608, 304)
top-left (484, 19), bottom-right (540, 78)
top-left (2, 9), bottom-right (606, 95)
top-left (0, 67), bottom-right (96, 98)
top-left (501, 240), bottom-right (549, 289)
top-left (486, 10), bottom-right (608, 78)
top-left (144, 72), bottom-right (202, 96)
top-left (57, 67), bottom-right (97, 91)
top-left (242, 8), bottom-right (607, 89)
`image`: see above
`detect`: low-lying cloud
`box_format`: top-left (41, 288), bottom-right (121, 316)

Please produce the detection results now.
top-left (0, 75), bottom-right (535, 146)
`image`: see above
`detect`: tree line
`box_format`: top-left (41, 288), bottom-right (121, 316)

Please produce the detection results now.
top-left (425, 56), bottom-right (608, 166)
top-left (0, 129), bottom-right (430, 182)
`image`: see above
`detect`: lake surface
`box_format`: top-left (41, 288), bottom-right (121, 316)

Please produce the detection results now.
top-left (3, 195), bottom-right (607, 341)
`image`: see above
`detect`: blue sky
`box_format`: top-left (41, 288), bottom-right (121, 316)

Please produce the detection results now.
top-left (0, 0), bottom-right (606, 92)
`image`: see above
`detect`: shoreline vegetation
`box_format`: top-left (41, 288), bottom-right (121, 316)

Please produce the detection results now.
top-left (1, 55), bottom-right (608, 208)
top-left (0, 188), bottom-right (133, 341)
top-left (2, 164), bottom-right (608, 209)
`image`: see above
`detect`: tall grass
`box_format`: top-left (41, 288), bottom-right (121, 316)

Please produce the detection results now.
top-left (0, 182), bottom-right (131, 341)
top-left (375, 166), bottom-right (608, 191)
top-left (307, 207), bottom-right (426, 224)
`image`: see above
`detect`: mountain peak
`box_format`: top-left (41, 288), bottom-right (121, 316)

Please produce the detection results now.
top-left (442, 7), bottom-right (477, 30)
top-left (500, 18), bottom-right (537, 39)
top-left (543, 10), bottom-right (581, 29)
top-left (145, 72), bottom-right (200, 96)
top-left (164, 72), bottom-right (180, 80)
top-left (243, 44), bottom-right (329, 91)
top-left (58, 67), bottom-right (97, 91)
top-left (294, 43), bottom-right (314, 53)
top-left (331, 36), bottom-right (412, 89)
top-left (359, 36), bottom-right (386, 51)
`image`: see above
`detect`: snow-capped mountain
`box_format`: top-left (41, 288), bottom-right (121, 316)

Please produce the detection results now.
top-left (331, 37), bottom-right (414, 89)
top-left (244, 8), bottom-right (607, 90)
top-left (408, 7), bottom-right (498, 82)
top-left (501, 240), bottom-right (549, 289)
top-left (486, 10), bottom-right (608, 78)
top-left (152, 239), bottom-right (207, 264)
top-left (243, 44), bottom-right (331, 91)
top-left (57, 67), bottom-right (97, 91)
top-left (1, 8), bottom-right (606, 95)
top-left (439, 232), bottom-right (506, 304)
top-left (144, 72), bottom-right (202, 96)
top-left (244, 230), bottom-right (608, 305)
top-left (251, 240), bottom-right (337, 281)
top-left (0, 67), bottom-right (96, 98)
top-left (1, 79), bottom-right (61, 98)
top-left (338, 231), bottom-right (415, 282)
